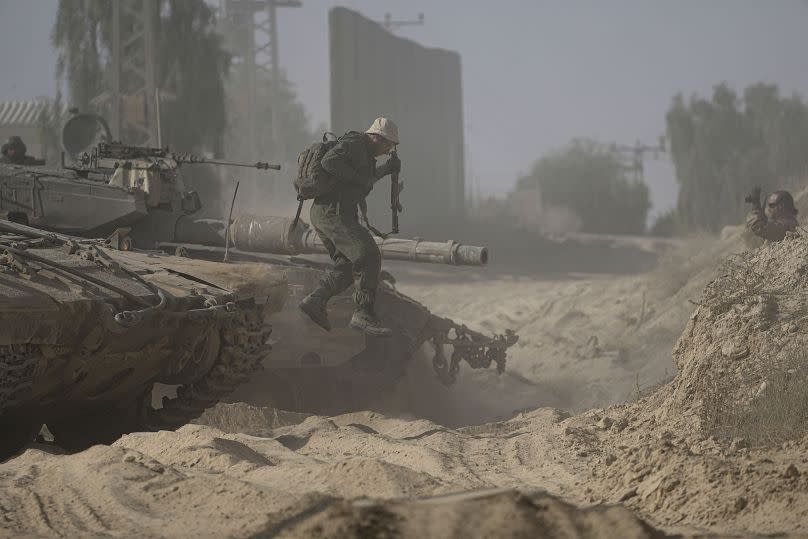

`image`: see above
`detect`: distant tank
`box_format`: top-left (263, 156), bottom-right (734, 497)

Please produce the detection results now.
top-left (0, 113), bottom-right (516, 416)
top-left (0, 219), bottom-right (285, 459)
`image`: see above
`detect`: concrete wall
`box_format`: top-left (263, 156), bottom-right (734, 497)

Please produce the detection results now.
top-left (329, 7), bottom-right (465, 229)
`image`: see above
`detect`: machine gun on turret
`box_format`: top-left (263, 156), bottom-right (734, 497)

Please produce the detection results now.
top-left (65, 141), bottom-right (280, 182)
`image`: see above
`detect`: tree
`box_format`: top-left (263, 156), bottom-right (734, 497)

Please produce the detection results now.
top-left (516, 138), bottom-right (651, 235)
top-left (666, 83), bottom-right (808, 232)
top-left (224, 68), bottom-right (318, 169)
top-left (52, 1), bottom-right (110, 112)
top-left (51, 0), bottom-right (230, 154)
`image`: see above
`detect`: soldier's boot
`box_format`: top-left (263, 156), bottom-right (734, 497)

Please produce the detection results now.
top-left (349, 305), bottom-right (392, 338)
top-left (299, 287), bottom-right (332, 331)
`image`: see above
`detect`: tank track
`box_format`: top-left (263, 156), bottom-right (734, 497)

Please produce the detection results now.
top-left (0, 344), bottom-right (40, 418)
top-left (146, 304), bottom-right (272, 430)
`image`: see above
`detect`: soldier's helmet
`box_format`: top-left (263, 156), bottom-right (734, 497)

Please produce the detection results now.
top-left (1, 136), bottom-right (26, 156)
top-left (767, 190), bottom-right (797, 214)
top-left (365, 117), bottom-right (399, 144)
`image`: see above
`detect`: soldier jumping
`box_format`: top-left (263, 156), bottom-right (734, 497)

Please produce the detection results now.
top-left (298, 117), bottom-right (402, 337)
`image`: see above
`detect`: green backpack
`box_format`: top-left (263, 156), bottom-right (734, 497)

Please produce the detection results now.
top-left (294, 133), bottom-right (340, 200)
top-left (292, 133), bottom-right (339, 229)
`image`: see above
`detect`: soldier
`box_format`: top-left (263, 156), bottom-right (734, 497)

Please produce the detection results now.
top-left (745, 187), bottom-right (799, 242)
top-left (298, 117), bottom-right (402, 337)
top-left (0, 136), bottom-right (44, 166)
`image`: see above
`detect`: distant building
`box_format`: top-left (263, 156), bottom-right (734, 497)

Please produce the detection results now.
top-left (329, 8), bottom-right (466, 228)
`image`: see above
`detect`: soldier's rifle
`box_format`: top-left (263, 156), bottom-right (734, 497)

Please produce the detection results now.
top-left (390, 150), bottom-right (402, 234)
top-left (744, 186), bottom-right (762, 211)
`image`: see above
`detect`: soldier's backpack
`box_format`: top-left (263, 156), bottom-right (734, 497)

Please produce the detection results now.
top-left (291, 132), bottom-right (339, 229)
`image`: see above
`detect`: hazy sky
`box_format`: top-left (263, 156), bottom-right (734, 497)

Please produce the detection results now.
top-left (2, 1), bottom-right (808, 218)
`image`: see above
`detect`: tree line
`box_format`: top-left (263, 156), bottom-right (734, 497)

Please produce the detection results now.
top-left (667, 83), bottom-right (808, 233)
top-left (47, 0), bottom-right (314, 164)
top-left (507, 82), bottom-right (808, 237)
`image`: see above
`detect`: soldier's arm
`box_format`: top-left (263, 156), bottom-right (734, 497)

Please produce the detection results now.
top-left (321, 139), bottom-right (362, 184)
top-left (373, 154), bottom-right (400, 181)
top-left (374, 159), bottom-right (395, 181)
top-left (746, 210), bottom-right (793, 241)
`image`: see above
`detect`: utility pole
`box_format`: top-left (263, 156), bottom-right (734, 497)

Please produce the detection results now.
top-left (382, 12), bottom-right (425, 31)
top-left (610, 137), bottom-right (666, 183)
top-left (221, 0), bottom-right (301, 168)
top-left (104, 0), bottom-right (159, 145)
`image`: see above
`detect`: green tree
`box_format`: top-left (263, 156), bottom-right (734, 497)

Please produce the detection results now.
top-left (157, 0), bottom-right (230, 154)
top-left (516, 138), bottom-right (651, 235)
top-left (667, 83), bottom-right (808, 232)
top-left (52, 1), bottom-right (110, 112)
top-left (51, 0), bottom-right (229, 154)
top-left (223, 67), bottom-right (318, 168)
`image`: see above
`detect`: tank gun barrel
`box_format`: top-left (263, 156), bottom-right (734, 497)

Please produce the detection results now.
top-left (173, 215), bottom-right (488, 266)
top-left (229, 215), bottom-right (488, 266)
top-left (302, 230), bottom-right (488, 265)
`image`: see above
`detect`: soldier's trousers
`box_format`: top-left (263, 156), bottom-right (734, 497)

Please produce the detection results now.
top-left (309, 197), bottom-right (381, 308)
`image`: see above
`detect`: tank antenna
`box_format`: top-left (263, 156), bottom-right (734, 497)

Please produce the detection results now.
top-left (223, 180), bottom-right (240, 262)
top-left (155, 88), bottom-right (163, 148)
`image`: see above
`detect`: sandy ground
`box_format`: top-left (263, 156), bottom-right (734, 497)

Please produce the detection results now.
top-left (2, 228), bottom-right (804, 538)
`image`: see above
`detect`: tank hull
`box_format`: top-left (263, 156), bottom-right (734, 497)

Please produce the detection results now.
top-left (0, 220), bottom-right (286, 457)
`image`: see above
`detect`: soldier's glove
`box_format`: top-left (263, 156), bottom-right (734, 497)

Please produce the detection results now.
top-left (385, 154), bottom-right (401, 175)
top-left (744, 186), bottom-right (762, 209)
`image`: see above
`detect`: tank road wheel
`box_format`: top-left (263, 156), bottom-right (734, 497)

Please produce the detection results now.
top-left (148, 305), bottom-right (272, 430)
top-left (51, 306), bottom-right (272, 448)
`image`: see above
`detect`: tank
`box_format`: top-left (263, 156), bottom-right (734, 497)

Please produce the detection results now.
top-left (0, 218), bottom-right (286, 459)
top-left (0, 113), bottom-right (517, 415)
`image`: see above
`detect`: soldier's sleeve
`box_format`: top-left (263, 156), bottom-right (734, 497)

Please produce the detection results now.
top-left (373, 160), bottom-right (389, 181)
top-left (745, 209), bottom-right (793, 242)
top-left (321, 139), bottom-right (362, 184)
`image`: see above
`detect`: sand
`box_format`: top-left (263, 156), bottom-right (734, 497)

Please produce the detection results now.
top-left (2, 226), bottom-right (805, 538)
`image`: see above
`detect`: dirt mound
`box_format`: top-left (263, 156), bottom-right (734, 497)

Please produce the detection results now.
top-left (661, 230), bottom-right (808, 431)
top-left (540, 231), bottom-right (808, 535)
top-left (193, 402), bottom-right (310, 436)
top-left (267, 488), bottom-right (686, 539)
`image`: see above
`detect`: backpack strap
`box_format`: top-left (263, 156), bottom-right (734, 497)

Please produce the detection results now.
top-left (291, 196), bottom-right (305, 230)
top-left (358, 198), bottom-right (388, 239)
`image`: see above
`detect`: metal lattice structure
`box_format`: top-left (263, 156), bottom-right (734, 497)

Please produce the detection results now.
top-left (95, 0), bottom-right (158, 146)
top-left (220, 0), bottom-right (301, 169)
top-left (610, 138), bottom-right (667, 183)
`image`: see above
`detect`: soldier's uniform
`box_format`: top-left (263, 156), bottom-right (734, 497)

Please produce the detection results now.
top-left (300, 118), bottom-right (400, 336)
top-left (745, 190), bottom-right (798, 242)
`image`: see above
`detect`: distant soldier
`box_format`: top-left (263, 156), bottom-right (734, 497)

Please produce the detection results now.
top-left (745, 187), bottom-right (799, 242)
top-left (0, 136), bottom-right (45, 166)
top-left (298, 117), bottom-right (401, 337)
